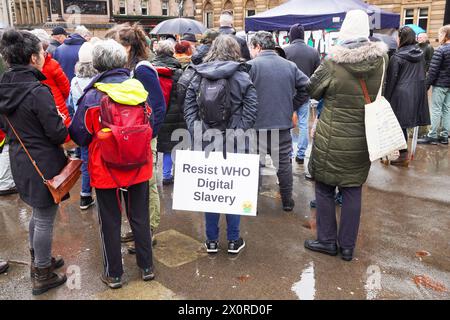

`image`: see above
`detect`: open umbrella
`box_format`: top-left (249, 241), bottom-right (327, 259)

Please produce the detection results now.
top-left (150, 18), bottom-right (206, 35)
top-left (404, 24), bottom-right (426, 35)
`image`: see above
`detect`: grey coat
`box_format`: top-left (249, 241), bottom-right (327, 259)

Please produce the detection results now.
top-left (248, 50), bottom-right (309, 130)
top-left (184, 61), bottom-right (257, 141)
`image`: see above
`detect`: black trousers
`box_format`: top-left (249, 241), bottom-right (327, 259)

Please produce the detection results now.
top-left (257, 129), bottom-right (293, 199)
top-left (96, 181), bottom-right (153, 278)
top-left (315, 181), bottom-right (362, 250)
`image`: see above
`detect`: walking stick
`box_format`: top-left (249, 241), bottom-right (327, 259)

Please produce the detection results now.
top-left (410, 126), bottom-right (419, 160)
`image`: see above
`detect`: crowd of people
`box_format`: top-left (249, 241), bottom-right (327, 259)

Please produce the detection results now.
top-left (0, 8), bottom-right (449, 296)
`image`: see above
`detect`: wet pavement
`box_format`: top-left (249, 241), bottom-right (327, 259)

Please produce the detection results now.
top-left (0, 143), bottom-right (449, 300)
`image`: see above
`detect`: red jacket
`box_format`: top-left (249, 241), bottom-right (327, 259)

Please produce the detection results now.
top-left (69, 69), bottom-right (153, 189)
top-left (41, 54), bottom-right (71, 130)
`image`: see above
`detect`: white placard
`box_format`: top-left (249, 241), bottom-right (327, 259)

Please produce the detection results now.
top-left (172, 150), bottom-right (259, 216)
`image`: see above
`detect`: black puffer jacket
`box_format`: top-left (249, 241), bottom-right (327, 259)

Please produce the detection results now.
top-left (152, 54), bottom-right (186, 153)
top-left (427, 43), bottom-right (450, 89)
top-left (385, 44), bottom-right (430, 128)
top-left (0, 66), bottom-right (68, 208)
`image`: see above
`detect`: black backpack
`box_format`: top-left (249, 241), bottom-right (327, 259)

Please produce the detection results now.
top-left (196, 77), bottom-right (231, 131)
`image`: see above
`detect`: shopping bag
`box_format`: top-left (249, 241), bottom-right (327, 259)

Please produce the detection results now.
top-left (360, 59), bottom-right (407, 162)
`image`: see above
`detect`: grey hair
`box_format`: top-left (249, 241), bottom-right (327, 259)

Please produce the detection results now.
top-left (155, 40), bottom-right (174, 56)
top-left (92, 39), bottom-right (127, 72)
top-left (219, 12), bottom-right (233, 27)
top-left (75, 25), bottom-right (92, 39)
top-left (30, 29), bottom-right (50, 48)
top-left (75, 61), bottom-right (98, 78)
top-left (250, 31), bottom-right (276, 50)
top-left (203, 35), bottom-right (241, 63)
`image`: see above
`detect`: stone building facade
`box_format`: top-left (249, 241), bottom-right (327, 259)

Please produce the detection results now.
top-left (194, 0), bottom-right (284, 30)
top-left (367, 0), bottom-right (446, 45)
top-left (4, 0), bottom-right (195, 35)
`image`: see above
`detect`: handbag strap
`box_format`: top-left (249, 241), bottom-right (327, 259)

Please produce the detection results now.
top-left (358, 78), bottom-right (372, 104)
top-left (359, 57), bottom-right (386, 104)
top-left (3, 116), bottom-right (47, 183)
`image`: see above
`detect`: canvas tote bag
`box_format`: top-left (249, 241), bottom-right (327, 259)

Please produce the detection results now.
top-left (359, 59), bottom-right (407, 162)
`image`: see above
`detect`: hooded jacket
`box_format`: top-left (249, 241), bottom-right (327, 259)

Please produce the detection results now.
top-left (0, 66), bottom-right (68, 207)
top-left (53, 33), bottom-right (86, 81)
top-left (308, 40), bottom-right (388, 187)
top-left (69, 68), bottom-right (153, 189)
top-left (385, 44), bottom-right (430, 128)
top-left (184, 61), bottom-right (257, 149)
top-left (47, 39), bottom-right (62, 56)
top-left (248, 50), bottom-right (309, 130)
top-left (41, 53), bottom-right (72, 134)
top-left (152, 54), bottom-right (187, 153)
top-left (218, 27), bottom-right (251, 61)
top-left (427, 43), bottom-right (450, 89)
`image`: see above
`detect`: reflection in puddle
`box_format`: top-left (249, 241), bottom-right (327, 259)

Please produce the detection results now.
top-left (291, 262), bottom-right (315, 300)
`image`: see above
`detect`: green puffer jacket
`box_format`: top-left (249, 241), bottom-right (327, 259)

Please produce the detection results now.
top-left (308, 40), bottom-right (388, 187)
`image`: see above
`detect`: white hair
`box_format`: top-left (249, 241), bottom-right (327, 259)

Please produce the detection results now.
top-left (30, 29), bottom-right (51, 47)
top-left (75, 25), bottom-right (92, 39)
top-left (156, 40), bottom-right (174, 56)
top-left (219, 12), bottom-right (233, 27)
top-left (92, 39), bottom-right (127, 72)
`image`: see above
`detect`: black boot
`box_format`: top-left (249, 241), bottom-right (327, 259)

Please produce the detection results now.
top-left (340, 247), bottom-right (354, 261)
top-left (281, 196), bottom-right (295, 211)
top-left (0, 260), bottom-right (9, 274)
top-left (30, 249), bottom-right (64, 278)
top-left (32, 266), bottom-right (67, 296)
top-left (304, 239), bottom-right (338, 256)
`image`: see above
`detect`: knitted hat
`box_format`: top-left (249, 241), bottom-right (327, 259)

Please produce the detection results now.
top-left (338, 10), bottom-right (370, 42)
top-left (78, 42), bottom-right (94, 63)
top-left (289, 24), bottom-right (305, 41)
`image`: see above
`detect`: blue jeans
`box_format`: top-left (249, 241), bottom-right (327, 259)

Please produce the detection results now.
top-left (205, 213), bottom-right (240, 241)
top-left (162, 152), bottom-right (173, 179)
top-left (295, 100), bottom-right (310, 159)
top-left (80, 146), bottom-right (91, 196)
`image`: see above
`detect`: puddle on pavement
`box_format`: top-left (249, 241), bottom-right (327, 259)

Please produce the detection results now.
top-left (413, 275), bottom-right (447, 293)
top-left (291, 262), bottom-right (316, 300)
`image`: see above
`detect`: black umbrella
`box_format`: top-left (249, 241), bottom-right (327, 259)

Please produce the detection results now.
top-left (150, 18), bottom-right (207, 35)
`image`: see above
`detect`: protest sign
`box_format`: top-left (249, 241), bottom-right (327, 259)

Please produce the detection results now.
top-left (172, 150), bottom-right (259, 216)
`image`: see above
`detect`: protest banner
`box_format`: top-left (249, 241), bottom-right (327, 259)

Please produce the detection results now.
top-left (172, 150), bottom-right (259, 216)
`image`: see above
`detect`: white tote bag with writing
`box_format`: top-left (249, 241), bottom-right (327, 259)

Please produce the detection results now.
top-left (361, 59), bottom-right (407, 162)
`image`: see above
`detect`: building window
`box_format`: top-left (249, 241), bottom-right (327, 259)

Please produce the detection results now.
top-left (418, 7), bottom-right (429, 31)
top-left (403, 8), bottom-right (414, 25)
top-left (247, 10), bottom-right (255, 17)
top-left (141, 1), bottom-right (148, 15)
top-left (204, 2), bottom-right (213, 28)
top-left (119, 0), bottom-right (126, 15)
top-left (162, 1), bottom-right (169, 16)
top-left (205, 11), bottom-right (213, 28)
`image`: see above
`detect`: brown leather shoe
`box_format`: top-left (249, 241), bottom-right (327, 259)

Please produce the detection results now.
top-left (32, 266), bottom-right (67, 296)
top-left (0, 260), bottom-right (9, 274)
top-left (390, 151), bottom-right (409, 167)
top-left (30, 249), bottom-right (64, 278)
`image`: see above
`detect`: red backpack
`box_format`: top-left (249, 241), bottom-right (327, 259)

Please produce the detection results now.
top-left (155, 66), bottom-right (174, 108)
top-left (98, 95), bottom-right (152, 172)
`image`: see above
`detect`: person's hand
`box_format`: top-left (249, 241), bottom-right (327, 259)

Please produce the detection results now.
top-left (62, 140), bottom-right (78, 150)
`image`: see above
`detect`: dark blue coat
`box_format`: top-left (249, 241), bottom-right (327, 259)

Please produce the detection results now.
top-left (427, 43), bottom-right (450, 89)
top-left (53, 34), bottom-right (86, 82)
